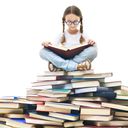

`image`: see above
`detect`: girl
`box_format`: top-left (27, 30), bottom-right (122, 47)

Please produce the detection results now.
top-left (40, 5), bottom-right (97, 72)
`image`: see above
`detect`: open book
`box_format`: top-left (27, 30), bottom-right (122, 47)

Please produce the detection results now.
top-left (44, 43), bottom-right (92, 59)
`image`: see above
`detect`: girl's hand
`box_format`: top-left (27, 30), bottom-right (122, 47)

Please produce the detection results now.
top-left (42, 41), bottom-right (52, 47)
top-left (87, 39), bottom-right (96, 45)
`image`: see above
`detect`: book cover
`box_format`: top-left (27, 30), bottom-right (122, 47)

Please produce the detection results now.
top-left (44, 44), bottom-right (92, 59)
top-left (93, 91), bottom-right (117, 100)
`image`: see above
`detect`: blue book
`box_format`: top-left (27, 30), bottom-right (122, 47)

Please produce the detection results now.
top-left (93, 91), bottom-right (117, 100)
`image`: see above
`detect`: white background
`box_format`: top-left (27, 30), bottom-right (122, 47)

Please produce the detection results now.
top-left (0, 0), bottom-right (128, 96)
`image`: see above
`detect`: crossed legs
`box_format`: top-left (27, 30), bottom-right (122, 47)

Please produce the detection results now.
top-left (40, 45), bottom-right (97, 71)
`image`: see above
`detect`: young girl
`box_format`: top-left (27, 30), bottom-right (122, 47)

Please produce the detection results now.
top-left (40, 5), bottom-right (97, 72)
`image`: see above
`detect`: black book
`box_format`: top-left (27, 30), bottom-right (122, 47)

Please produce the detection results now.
top-left (93, 91), bottom-right (117, 100)
top-left (97, 87), bottom-right (113, 92)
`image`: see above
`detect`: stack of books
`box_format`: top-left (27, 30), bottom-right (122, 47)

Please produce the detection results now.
top-left (1, 69), bottom-right (128, 128)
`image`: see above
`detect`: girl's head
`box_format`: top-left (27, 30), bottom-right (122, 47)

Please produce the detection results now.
top-left (62, 5), bottom-right (83, 33)
top-left (61, 5), bottom-right (85, 44)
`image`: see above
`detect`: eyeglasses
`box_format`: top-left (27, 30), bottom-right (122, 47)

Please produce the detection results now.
top-left (65, 20), bottom-right (80, 26)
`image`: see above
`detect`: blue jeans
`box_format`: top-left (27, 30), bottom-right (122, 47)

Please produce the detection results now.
top-left (40, 45), bottom-right (97, 71)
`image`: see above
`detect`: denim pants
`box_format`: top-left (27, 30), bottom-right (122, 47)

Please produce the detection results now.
top-left (40, 45), bottom-right (97, 71)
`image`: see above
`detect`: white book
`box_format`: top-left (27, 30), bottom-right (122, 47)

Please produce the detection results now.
top-left (74, 87), bottom-right (97, 94)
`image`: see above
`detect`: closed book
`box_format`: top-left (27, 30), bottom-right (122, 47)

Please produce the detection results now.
top-left (27, 95), bottom-right (68, 102)
top-left (45, 44), bottom-right (92, 59)
top-left (64, 120), bottom-right (84, 127)
top-left (37, 92), bottom-right (68, 98)
top-left (0, 108), bottom-right (23, 114)
top-left (72, 100), bottom-right (102, 108)
top-left (71, 81), bottom-right (99, 89)
top-left (32, 80), bottom-right (68, 86)
top-left (73, 87), bottom-right (97, 94)
top-left (114, 111), bottom-right (128, 117)
top-left (0, 102), bottom-right (21, 109)
top-left (93, 91), bottom-right (117, 99)
top-left (53, 84), bottom-right (72, 89)
top-left (6, 118), bottom-right (35, 128)
top-left (95, 120), bottom-right (128, 127)
top-left (114, 116), bottom-right (128, 120)
top-left (71, 97), bottom-right (107, 102)
top-left (101, 81), bottom-right (122, 88)
top-left (36, 105), bottom-right (71, 113)
top-left (49, 112), bottom-right (79, 121)
top-left (5, 114), bottom-right (26, 118)
top-left (42, 69), bottom-right (94, 77)
top-left (80, 115), bottom-right (113, 121)
top-left (72, 72), bottom-right (113, 79)
top-left (81, 107), bottom-right (111, 115)
top-left (96, 86), bottom-right (113, 92)
top-left (111, 99), bottom-right (128, 106)
top-left (29, 112), bottom-right (64, 123)
top-left (45, 101), bottom-right (80, 110)
top-left (102, 102), bottom-right (128, 111)
top-left (13, 98), bottom-right (43, 105)
top-left (25, 117), bottom-right (62, 126)
top-left (116, 95), bottom-right (128, 100)
top-left (77, 126), bottom-right (122, 128)
top-left (39, 89), bottom-right (71, 94)
top-left (0, 124), bottom-right (13, 128)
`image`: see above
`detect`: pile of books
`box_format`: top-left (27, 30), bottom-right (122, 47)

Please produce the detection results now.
top-left (1, 69), bottom-right (128, 128)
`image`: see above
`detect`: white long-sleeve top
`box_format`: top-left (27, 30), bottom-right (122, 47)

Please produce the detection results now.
top-left (54, 30), bottom-right (88, 48)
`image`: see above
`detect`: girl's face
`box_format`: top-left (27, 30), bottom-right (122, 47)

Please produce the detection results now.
top-left (65, 14), bottom-right (80, 31)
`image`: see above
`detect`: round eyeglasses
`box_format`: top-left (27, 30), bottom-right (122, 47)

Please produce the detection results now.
top-left (65, 20), bottom-right (80, 26)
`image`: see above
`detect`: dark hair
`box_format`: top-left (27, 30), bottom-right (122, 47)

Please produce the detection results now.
top-left (61, 5), bottom-right (85, 44)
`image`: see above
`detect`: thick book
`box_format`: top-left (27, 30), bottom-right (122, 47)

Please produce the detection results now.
top-left (36, 104), bottom-right (71, 113)
top-left (101, 102), bottom-right (128, 111)
top-left (27, 95), bottom-right (69, 102)
top-left (80, 107), bottom-right (111, 115)
top-left (72, 100), bottom-right (102, 108)
top-left (64, 120), bottom-right (84, 127)
top-left (29, 112), bottom-right (64, 123)
top-left (93, 91), bottom-right (117, 100)
top-left (43, 69), bottom-right (94, 77)
top-left (95, 120), bottom-right (128, 127)
top-left (49, 112), bottom-right (79, 121)
top-left (6, 118), bottom-right (35, 128)
top-left (44, 44), bottom-right (92, 59)
top-left (45, 101), bottom-right (80, 110)
top-left (80, 115), bottom-right (113, 121)
top-left (25, 117), bottom-right (62, 126)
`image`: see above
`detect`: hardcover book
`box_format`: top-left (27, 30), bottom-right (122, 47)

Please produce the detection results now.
top-left (44, 44), bottom-right (92, 59)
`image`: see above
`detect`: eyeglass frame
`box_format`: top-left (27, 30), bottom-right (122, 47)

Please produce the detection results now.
top-left (65, 20), bottom-right (80, 26)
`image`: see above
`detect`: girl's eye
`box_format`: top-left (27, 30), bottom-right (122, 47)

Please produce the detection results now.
top-left (65, 21), bottom-right (72, 25)
top-left (74, 20), bottom-right (80, 25)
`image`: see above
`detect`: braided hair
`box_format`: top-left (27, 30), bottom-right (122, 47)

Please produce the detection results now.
top-left (61, 5), bottom-right (85, 44)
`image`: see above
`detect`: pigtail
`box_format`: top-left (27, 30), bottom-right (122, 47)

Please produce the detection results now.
top-left (80, 18), bottom-right (85, 44)
top-left (61, 18), bottom-right (66, 44)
